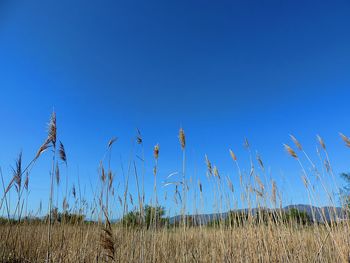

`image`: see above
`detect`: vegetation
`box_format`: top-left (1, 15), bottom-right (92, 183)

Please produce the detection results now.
top-left (340, 172), bottom-right (350, 210)
top-left (0, 111), bottom-right (350, 262)
top-left (121, 205), bottom-right (168, 228)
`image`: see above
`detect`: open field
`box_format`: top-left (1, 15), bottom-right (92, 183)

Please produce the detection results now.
top-left (0, 224), bottom-right (349, 262)
top-left (0, 112), bottom-right (350, 262)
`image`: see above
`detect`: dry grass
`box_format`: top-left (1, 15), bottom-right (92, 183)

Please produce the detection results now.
top-left (0, 224), bottom-right (349, 262)
top-left (0, 112), bottom-right (350, 262)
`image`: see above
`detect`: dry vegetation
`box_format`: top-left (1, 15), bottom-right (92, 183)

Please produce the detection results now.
top-left (0, 111), bottom-right (350, 262)
top-left (1, 224), bottom-right (349, 262)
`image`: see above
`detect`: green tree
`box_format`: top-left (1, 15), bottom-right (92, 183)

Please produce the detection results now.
top-left (121, 205), bottom-right (168, 228)
top-left (284, 208), bottom-right (311, 225)
top-left (121, 210), bottom-right (140, 227)
top-left (340, 173), bottom-right (350, 210)
top-left (45, 208), bottom-right (85, 224)
top-left (144, 205), bottom-right (168, 228)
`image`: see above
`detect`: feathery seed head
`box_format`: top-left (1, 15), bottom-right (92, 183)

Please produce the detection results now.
top-left (59, 141), bottom-right (67, 164)
top-left (213, 166), bottom-right (220, 179)
top-left (47, 111), bottom-right (57, 148)
top-left (72, 185), bottom-right (76, 199)
top-left (13, 152), bottom-right (22, 193)
top-left (35, 140), bottom-right (50, 160)
top-left (229, 149), bottom-right (237, 161)
top-left (339, 132), bottom-right (350, 147)
top-left (101, 165), bottom-right (106, 183)
top-left (256, 153), bottom-right (264, 170)
top-left (283, 144), bottom-right (298, 159)
top-left (317, 135), bottom-right (326, 150)
top-left (205, 155), bottom-right (213, 176)
top-left (108, 137), bottom-right (117, 149)
top-left (108, 170), bottom-right (113, 190)
top-left (136, 128), bottom-right (143, 144)
top-left (179, 128), bottom-right (186, 150)
top-left (198, 180), bottom-right (202, 193)
top-left (154, 144), bottom-right (159, 160)
top-left (290, 134), bottom-right (303, 151)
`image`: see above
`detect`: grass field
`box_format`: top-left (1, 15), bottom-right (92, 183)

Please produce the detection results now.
top-left (0, 112), bottom-right (349, 262)
top-left (0, 224), bottom-right (349, 262)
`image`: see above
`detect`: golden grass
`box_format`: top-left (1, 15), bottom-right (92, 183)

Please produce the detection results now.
top-left (1, 112), bottom-right (350, 262)
top-left (0, 224), bottom-right (349, 262)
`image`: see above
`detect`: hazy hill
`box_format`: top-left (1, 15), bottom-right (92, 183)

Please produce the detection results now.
top-left (169, 204), bottom-right (348, 224)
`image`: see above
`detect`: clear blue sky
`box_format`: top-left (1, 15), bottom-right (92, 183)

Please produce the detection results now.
top-left (1, 1), bottom-right (350, 217)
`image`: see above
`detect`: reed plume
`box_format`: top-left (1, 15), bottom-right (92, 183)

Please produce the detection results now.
top-left (213, 166), bottom-right (220, 180)
top-left (283, 144), bottom-right (298, 159)
top-left (107, 137), bottom-right (117, 149)
top-left (229, 149), bottom-right (237, 161)
top-left (205, 155), bottom-right (213, 176)
top-left (256, 153), bottom-right (264, 170)
top-left (13, 152), bottom-right (23, 193)
top-left (136, 128), bottom-right (142, 144)
top-left (35, 140), bottom-right (50, 160)
top-left (179, 128), bottom-right (186, 150)
top-left (100, 209), bottom-right (115, 262)
top-left (47, 111), bottom-right (57, 147)
top-left (317, 135), bottom-right (326, 150)
top-left (290, 134), bottom-right (302, 150)
top-left (59, 141), bottom-right (67, 164)
top-left (154, 144), bottom-right (159, 160)
top-left (339, 132), bottom-right (350, 147)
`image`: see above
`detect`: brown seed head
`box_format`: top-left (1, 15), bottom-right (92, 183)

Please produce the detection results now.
top-left (154, 144), bottom-right (159, 160)
top-left (283, 144), bottom-right (298, 159)
top-left (290, 134), bottom-right (303, 150)
top-left (101, 165), bottom-right (106, 183)
top-left (339, 133), bottom-right (350, 147)
top-left (229, 149), bottom-right (237, 161)
top-left (47, 111), bottom-right (57, 148)
top-left (108, 137), bottom-right (117, 149)
top-left (213, 166), bottom-right (220, 179)
top-left (198, 180), bottom-right (202, 193)
top-left (72, 185), bottom-right (76, 199)
top-left (35, 140), bottom-right (50, 160)
top-left (317, 135), bottom-right (326, 150)
top-left (179, 128), bottom-right (186, 150)
top-left (205, 155), bottom-right (213, 176)
top-left (108, 170), bottom-right (113, 190)
top-left (256, 153), bottom-right (264, 170)
top-left (59, 141), bottom-right (67, 164)
top-left (136, 128), bottom-right (142, 144)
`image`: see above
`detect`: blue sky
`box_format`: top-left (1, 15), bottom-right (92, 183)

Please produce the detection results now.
top-left (1, 1), bottom-right (350, 217)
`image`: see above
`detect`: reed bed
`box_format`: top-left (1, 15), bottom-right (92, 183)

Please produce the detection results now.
top-left (0, 111), bottom-right (349, 262)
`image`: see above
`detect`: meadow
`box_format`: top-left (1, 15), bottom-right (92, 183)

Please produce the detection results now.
top-left (0, 111), bottom-right (349, 262)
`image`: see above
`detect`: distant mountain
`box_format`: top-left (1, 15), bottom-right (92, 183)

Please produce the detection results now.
top-left (169, 204), bottom-right (348, 224)
top-left (283, 204), bottom-right (347, 223)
